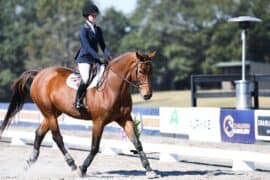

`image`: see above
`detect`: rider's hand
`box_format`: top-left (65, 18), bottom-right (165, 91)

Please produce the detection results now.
top-left (107, 55), bottom-right (112, 61)
top-left (104, 48), bottom-right (112, 62)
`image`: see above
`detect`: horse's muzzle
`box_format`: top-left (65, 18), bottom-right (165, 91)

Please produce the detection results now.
top-left (139, 83), bottom-right (152, 100)
top-left (143, 93), bottom-right (152, 100)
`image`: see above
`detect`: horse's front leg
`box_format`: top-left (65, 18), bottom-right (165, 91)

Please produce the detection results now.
top-left (78, 121), bottom-right (104, 177)
top-left (120, 119), bottom-right (159, 179)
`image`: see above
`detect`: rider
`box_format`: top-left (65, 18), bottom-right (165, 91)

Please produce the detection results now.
top-left (74, 2), bottom-right (112, 110)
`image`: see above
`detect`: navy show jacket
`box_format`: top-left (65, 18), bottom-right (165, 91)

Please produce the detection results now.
top-left (75, 23), bottom-right (106, 64)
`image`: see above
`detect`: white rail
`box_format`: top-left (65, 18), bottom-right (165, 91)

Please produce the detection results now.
top-left (1, 130), bottom-right (270, 171)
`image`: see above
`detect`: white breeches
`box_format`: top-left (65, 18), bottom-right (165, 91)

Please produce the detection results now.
top-left (78, 63), bottom-right (90, 84)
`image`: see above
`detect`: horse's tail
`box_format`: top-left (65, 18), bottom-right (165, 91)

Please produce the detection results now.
top-left (0, 70), bottom-right (39, 137)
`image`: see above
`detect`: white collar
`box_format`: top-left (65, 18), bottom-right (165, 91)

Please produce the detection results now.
top-left (86, 20), bottom-right (96, 34)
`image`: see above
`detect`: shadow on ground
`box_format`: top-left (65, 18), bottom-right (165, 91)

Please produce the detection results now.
top-left (103, 169), bottom-right (240, 178)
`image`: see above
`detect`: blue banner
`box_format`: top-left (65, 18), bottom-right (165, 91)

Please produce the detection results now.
top-left (132, 107), bottom-right (159, 116)
top-left (220, 109), bottom-right (255, 144)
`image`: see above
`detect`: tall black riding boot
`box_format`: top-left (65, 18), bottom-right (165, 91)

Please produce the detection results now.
top-left (74, 81), bottom-right (87, 110)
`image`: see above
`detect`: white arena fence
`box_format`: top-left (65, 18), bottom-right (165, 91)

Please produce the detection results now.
top-left (0, 103), bottom-right (160, 136)
top-left (1, 103), bottom-right (270, 171)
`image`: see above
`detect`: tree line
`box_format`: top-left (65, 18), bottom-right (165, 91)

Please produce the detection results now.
top-left (1, 0), bottom-right (270, 100)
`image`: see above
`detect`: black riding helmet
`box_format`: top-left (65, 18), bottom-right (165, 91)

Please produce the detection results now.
top-left (82, 1), bottom-right (100, 17)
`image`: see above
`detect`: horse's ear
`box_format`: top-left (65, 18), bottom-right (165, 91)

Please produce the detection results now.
top-left (136, 52), bottom-right (143, 60)
top-left (148, 51), bottom-right (156, 59)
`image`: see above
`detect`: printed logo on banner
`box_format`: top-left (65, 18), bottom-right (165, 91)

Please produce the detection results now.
top-left (223, 115), bottom-right (234, 137)
top-left (190, 119), bottom-right (211, 130)
top-left (257, 116), bottom-right (270, 136)
top-left (170, 109), bottom-right (179, 125)
top-left (223, 115), bottom-right (251, 137)
top-left (220, 109), bottom-right (255, 144)
top-left (160, 107), bottom-right (189, 135)
top-left (254, 110), bottom-right (270, 141)
top-left (188, 108), bottom-right (221, 142)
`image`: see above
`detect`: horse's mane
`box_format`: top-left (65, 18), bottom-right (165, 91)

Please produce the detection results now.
top-left (109, 52), bottom-right (135, 65)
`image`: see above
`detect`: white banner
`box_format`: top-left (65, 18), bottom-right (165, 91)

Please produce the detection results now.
top-left (160, 107), bottom-right (221, 142)
top-left (160, 107), bottom-right (189, 135)
top-left (188, 107), bottom-right (221, 142)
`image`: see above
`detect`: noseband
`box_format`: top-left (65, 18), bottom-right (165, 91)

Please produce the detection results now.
top-left (108, 59), bottom-right (152, 89)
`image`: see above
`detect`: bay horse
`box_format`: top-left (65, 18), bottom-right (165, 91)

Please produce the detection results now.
top-left (0, 51), bottom-right (158, 178)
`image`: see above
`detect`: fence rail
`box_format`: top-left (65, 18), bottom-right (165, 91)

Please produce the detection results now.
top-left (190, 74), bottom-right (270, 108)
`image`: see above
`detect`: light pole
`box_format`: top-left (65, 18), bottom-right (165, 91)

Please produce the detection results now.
top-left (228, 16), bottom-right (262, 109)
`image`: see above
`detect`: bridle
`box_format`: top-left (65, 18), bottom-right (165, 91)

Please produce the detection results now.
top-left (108, 59), bottom-right (152, 89)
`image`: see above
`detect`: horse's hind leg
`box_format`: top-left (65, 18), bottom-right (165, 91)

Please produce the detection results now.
top-left (119, 119), bottom-right (159, 179)
top-left (48, 116), bottom-right (77, 170)
top-left (26, 118), bottom-right (49, 168)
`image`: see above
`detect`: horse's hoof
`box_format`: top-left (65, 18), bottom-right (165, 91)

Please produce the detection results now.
top-left (146, 170), bottom-right (160, 179)
top-left (71, 164), bottom-right (77, 171)
top-left (24, 160), bottom-right (33, 171)
top-left (24, 163), bottom-right (30, 171)
top-left (77, 166), bottom-right (86, 177)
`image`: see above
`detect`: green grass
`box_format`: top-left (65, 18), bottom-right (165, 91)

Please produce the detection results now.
top-left (132, 90), bottom-right (270, 108)
top-left (132, 91), bottom-right (191, 107)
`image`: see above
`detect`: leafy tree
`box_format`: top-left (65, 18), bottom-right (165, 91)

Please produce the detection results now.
top-left (1, 0), bottom-right (270, 100)
top-left (25, 0), bottom-right (84, 69)
top-left (99, 8), bottom-right (131, 56)
top-left (121, 0), bottom-right (270, 89)
top-left (248, 0), bottom-right (270, 63)
top-left (0, 0), bottom-right (36, 100)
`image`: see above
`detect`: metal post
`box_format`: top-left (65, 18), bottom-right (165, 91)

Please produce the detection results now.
top-left (235, 80), bottom-right (251, 109)
top-left (228, 16), bottom-right (262, 109)
top-left (241, 29), bottom-right (246, 81)
top-left (190, 75), bottom-right (197, 107)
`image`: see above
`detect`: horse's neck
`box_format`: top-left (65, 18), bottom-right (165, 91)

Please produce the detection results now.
top-left (106, 55), bottom-right (135, 96)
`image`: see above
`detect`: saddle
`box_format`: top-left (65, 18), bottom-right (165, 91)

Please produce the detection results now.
top-left (66, 64), bottom-right (106, 90)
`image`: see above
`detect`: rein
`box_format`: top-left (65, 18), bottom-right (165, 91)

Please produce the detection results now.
top-left (108, 60), bottom-right (152, 89)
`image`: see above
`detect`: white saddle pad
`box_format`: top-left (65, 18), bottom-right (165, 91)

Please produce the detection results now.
top-left (66, 64), bottom-right (105, 90)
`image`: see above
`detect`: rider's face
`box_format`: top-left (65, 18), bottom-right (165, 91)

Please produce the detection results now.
top-left (88, 13), bottom-right (98, 23)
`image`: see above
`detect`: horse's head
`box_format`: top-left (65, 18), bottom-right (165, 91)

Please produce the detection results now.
top-left (133, 51), bottom-right (156, 100)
